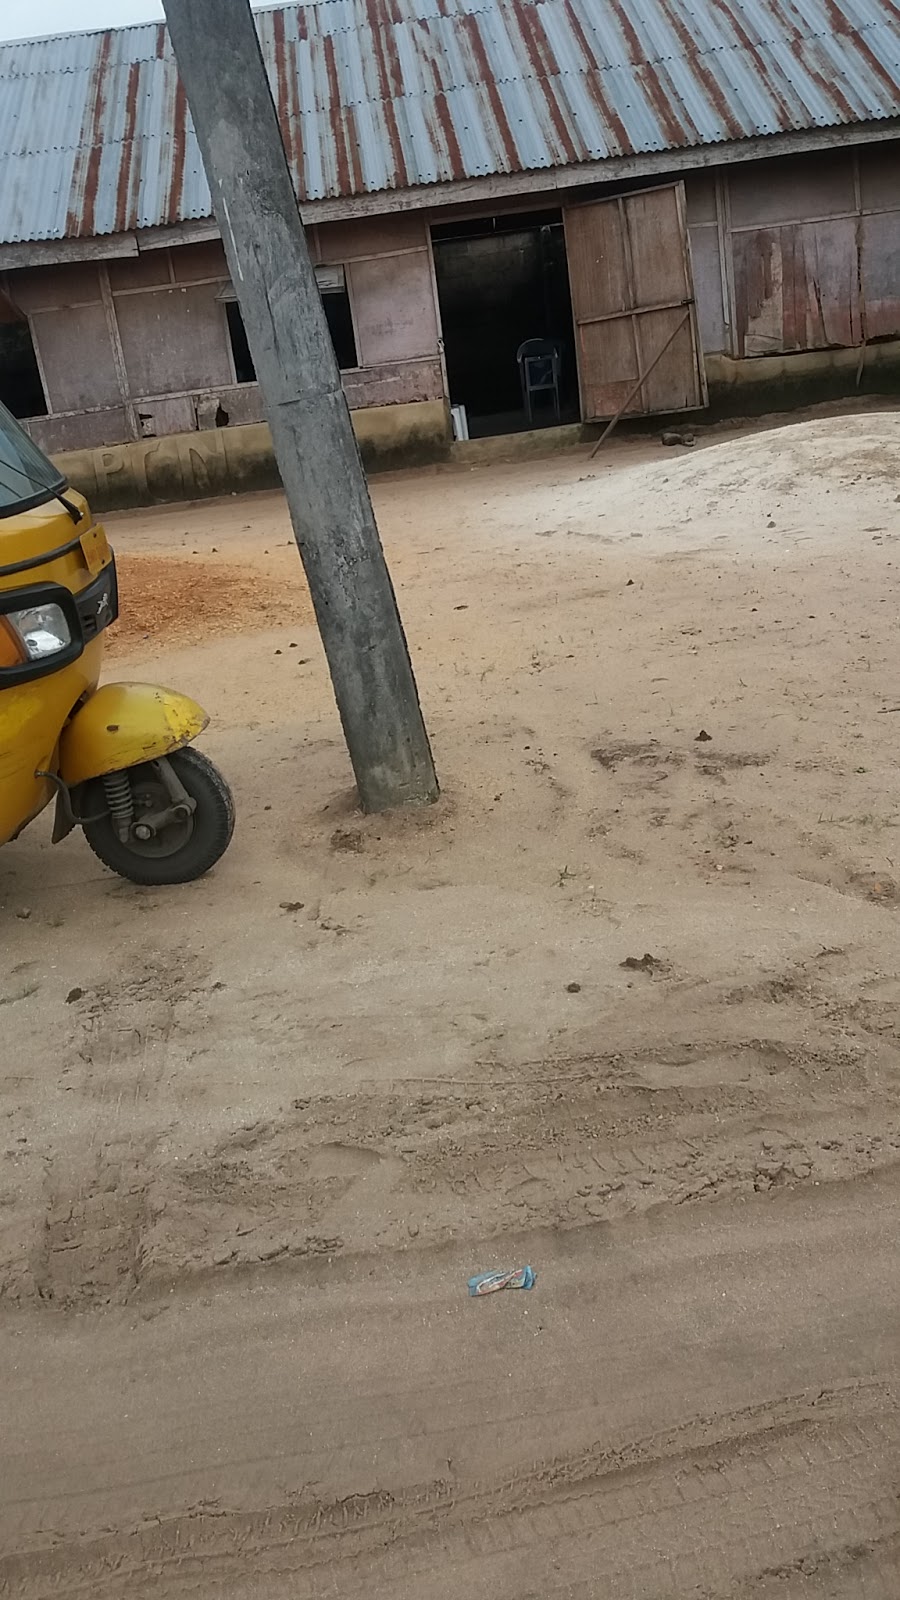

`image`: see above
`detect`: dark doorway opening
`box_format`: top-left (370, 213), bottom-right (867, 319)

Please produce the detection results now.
top-left (318, 274), bottom-right (359, 371)
top-left (0, 317), bottom-right (47, 419)
top-left (431, 210), bottom-right (578, 438)
top-left (225, 301), bottom-right (256, 384)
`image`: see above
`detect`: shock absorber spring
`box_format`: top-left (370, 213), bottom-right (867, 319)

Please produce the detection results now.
top-left (102, 770), bottom-right (134, 842)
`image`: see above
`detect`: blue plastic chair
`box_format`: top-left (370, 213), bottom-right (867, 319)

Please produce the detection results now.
top-left (517, 338), bottom-right (562, 425)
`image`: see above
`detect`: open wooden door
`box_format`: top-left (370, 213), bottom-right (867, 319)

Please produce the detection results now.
top-left (564, 182), bottom-right (707, 422)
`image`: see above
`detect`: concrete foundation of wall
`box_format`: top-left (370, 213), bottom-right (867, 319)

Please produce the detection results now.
top-left (53, 400), bottom-right (452, 510)
top-left (704, 341), bottom-right (900, 416)
top-left (452, 423), bottom-right (590, 464)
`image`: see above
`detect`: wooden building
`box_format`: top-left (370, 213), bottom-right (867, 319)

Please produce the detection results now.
top-left (1, 0), bottom-right (899, 481)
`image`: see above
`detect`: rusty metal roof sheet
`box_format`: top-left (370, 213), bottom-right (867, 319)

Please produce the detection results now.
top-left (1, 0), bottom-right (899, 244)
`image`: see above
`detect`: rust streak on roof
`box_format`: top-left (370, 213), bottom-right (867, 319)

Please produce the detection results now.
top-left (659, 0), bottom-right (746, 142)
top-left (820, 0), bottom-right (900, 108)
top-left (426, 53), bottom-right (465, 181)
top-left (114, 59), bottom-right (141, 235)
top-left (322, 32), bottom-right (354, 196)
top-left (462, 12), bottom-right (520, 171)
top-left (165, 76), bottom-right (188, 226)
top-left (517, 5), bottom-right (580, 165)
top-left (67, 26), bottom-right (112, 239)
top-left (271, 7), bottom-right (298, 173)
top-left (365, 0), bottom-right (408, 186)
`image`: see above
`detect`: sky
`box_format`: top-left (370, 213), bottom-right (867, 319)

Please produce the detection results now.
top-left (2, 0), bottom-right (164, 41)
top-left (1, 0), bottom-right (274, 42)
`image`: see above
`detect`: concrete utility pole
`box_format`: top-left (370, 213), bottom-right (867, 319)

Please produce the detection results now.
top-left (162, 0), bottom-right (438, 812)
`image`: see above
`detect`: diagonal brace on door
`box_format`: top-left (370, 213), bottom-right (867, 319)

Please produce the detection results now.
top-left (589, 310), bottom-right (692, 459)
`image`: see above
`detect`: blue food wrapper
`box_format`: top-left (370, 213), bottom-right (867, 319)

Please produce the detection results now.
top-left (468, 1265), bottom-right (536, 1296)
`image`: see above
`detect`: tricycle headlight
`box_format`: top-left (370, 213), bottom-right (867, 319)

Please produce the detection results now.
top-left (7, 602), bottom-right (72, 660)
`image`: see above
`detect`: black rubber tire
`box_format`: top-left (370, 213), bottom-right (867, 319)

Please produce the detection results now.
top-left (82, 746), bottom-right (235, 886)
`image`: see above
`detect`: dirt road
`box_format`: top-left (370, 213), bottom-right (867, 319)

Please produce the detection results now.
top-left (3, 412), bottom-right (900, 1596)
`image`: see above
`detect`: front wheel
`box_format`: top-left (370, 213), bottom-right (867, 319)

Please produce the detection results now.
top-left (82, 747), bottom-right (235, 885)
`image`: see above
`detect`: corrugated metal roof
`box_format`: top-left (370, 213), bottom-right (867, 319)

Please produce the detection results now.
top-left (1, 0), bottom-right (899, 244)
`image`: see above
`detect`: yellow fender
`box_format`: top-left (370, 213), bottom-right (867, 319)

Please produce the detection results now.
top-left (59, 683), bottom-right (209, 787)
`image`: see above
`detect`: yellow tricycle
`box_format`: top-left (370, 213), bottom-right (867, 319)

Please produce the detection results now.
top-left (0, 401), bottom-right (234, 884)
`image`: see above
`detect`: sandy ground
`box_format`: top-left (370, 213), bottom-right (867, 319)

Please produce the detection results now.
top-left (4, 411), bottom-right (900, 1597)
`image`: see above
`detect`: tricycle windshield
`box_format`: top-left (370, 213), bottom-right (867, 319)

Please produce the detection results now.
top-left (0, 400), bottom-right (66, 518)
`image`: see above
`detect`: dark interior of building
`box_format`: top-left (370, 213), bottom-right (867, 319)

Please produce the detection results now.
top-left (225, 283), bottom-right (358, 384)
top-left (0, 313), bottom-right (48, 419)
top-left (431, 210), bottom-right (579, 438)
